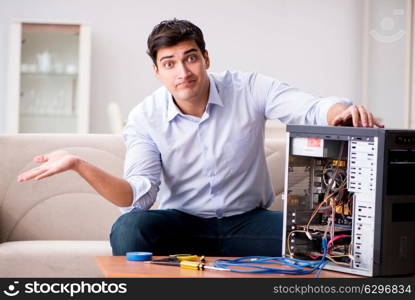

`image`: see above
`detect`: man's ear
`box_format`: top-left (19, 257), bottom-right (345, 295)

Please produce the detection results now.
top-left (153, 64), bottom-right (160, 79)
top-left (203, 50), bottom-right (210, 69)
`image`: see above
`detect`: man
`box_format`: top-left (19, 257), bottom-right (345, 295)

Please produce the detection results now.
top-left (17, 19), bottom-right (383, 257)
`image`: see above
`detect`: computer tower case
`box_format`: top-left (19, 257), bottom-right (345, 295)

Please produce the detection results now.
top-left (282, 125), bottom-right (415, 276)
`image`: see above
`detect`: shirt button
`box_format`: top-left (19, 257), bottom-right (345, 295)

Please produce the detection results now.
top-left (216, 209), bottom-right (223, 218)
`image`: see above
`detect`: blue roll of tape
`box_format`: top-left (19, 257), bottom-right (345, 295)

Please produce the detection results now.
top-left (126, 251), bottom-right (153, 261)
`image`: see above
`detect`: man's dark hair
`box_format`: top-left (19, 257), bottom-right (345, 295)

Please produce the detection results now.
top-left (147, 19), bottom-right (206, 67)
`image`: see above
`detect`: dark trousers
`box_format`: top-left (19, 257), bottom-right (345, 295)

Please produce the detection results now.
top-left (110, 207), bottom-right (283, 257)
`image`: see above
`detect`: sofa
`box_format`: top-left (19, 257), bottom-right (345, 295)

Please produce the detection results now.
top-left (0, 132), bottom-right (286, 277)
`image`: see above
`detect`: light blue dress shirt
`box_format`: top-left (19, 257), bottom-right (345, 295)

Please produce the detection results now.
top-left (121, 71), bottom-right (352, 218)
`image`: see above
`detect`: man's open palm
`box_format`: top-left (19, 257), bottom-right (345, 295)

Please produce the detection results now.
top-left (17, 150), bottom-right (78, 182)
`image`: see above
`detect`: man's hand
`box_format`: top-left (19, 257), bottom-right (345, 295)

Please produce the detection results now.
top-left (328, 103), bottom-right (384, 128)
top-left (17, 150), bottom-right (79, 182)
top-left (17, 150), bottom-right (133, 207)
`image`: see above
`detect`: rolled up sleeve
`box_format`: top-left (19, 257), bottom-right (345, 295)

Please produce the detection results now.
top-left (120, 107), bottom-right (161, 214)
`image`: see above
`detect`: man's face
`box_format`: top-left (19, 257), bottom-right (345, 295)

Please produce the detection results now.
top-left (154, 40), bottom-right (210, 103)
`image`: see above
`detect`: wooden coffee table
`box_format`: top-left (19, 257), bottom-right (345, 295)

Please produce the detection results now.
top-left (95, 256), bottom-right (362, 278)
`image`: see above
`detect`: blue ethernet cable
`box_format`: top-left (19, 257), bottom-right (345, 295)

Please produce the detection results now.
top-left (213, 238), bottom-right (328, 276)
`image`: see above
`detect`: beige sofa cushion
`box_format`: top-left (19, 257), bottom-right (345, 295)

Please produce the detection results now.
top-left (264, 137), bottom-right (286, 195)
top-left (0, 134), bottom-right (124, 242)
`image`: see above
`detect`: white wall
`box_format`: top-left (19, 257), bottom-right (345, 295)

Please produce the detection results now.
top-left (364, 0), bottom-right (410, 128)
top-left (0, 0), bottom-right (363, 133)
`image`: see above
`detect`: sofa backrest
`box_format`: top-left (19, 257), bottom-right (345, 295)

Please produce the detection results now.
top-left (0, 133), bottom-right (287, 242)
top-left (0, 134), bottom-right (124, 242)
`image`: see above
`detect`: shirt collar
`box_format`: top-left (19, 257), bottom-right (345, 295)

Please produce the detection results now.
top-left (207, 74), bottom-right (224, 108)
top-left (167, 74), bottom-right (223, 122)
top-left (167, 96), bottom-right (182, 122)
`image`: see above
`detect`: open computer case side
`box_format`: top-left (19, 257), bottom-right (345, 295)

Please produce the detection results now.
top-left (283, 125), bottom-right (384, 277)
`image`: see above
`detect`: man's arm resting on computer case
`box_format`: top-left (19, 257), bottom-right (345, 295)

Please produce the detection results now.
top-left (17, 150), bottom-right (133, 207)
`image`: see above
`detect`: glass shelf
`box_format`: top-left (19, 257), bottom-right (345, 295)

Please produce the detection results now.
top-left (20, 71), bottom-right (78, 77)
top-left (20, 113), bottom-right (78, 118)
top-left (7, 21), bottom-right (90, 133)
top-left (18, 22), bottom-right (81, 133)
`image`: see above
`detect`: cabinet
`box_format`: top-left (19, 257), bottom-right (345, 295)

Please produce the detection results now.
top-left (7, 21), bottom-right (91, 133)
